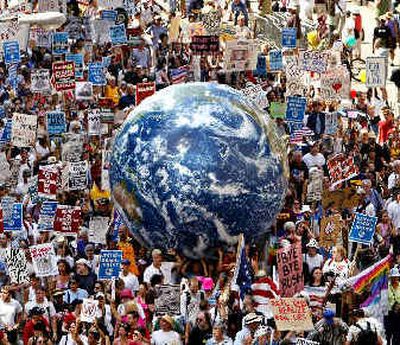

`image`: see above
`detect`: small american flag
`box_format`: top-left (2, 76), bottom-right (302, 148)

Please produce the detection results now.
top-left (233, 235), bottom-right (253, 299)
top-left (170, 65), bottom-right (188, 84)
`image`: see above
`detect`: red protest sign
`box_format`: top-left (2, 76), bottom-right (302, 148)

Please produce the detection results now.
top-left (54, 205), bottom-right (81, 233)
top-left (327, 154), bottom-right (359, 188)
top-left (52, 61), bottom-right (75, 91)
top-left (135, 82), bottom-right (156, 106)
top-left (276, 242), bottom-right (303, 297)
top-left (38, 165), bottom-right (59, 199)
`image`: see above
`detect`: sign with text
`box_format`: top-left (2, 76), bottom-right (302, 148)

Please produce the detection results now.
top-left (269, 50), bottom-right (283, 71)
top-left (38, 165), bottom-right (59, 199)
top-left (88, 63), bottom-right (106, 85)
top-left (319, 215), bottom-right (342, 249)
top-left (223, 39), bottom-right (258, 72)
top-left (296, 339), bottom-right (320, 345)
top-left (52, 61), bottom-right (76, 91)
top-left (98, 250), bottom-right (122, 279)
top-left (349, 213), bottom-right (378, 245)
top-left (65, 53), bottom-right (84, 79)
top-left (2, 201), bottom-right (22, 231)
top-left (270, 298), bottom-right (313, 331)
top-left (155, 284), bottom-right (181, 316)
top-left (190, 35), bottom-right (219, 55)
top-left (109, 24), bottom-right (127, 45)
top-left (47, 111), bottom-right (66, 135)
top-left (31, 69), bottom-right (51, 93)
top-left (286, 96), bottom-right (307, 122)
top-left (366, 56), bottom-right (386, 88)
top-left (281, 28), bottom-right (297, 49)
top-left (54, 205), bottom-right (81, 234)
top-left (135, 82), bottom-right (156, 106)
top-left (11, 113), bottom-right (37, 147)
top-left (30, 243), bottom-right (58, 277)
top-left (5, 249), bottom-right (29, 284)
top-left (327, 154), bottom-right (359, 188)
top-left (38, 201), bottom-right (58, 231)
top-left (299, 50), bottom-right (330, 74)
top-left (52, 32), bottom-right (69, 55)
top-left (241, 83), bottom-right (268, 109)
top-left (320, 65), bottom-right (350, 101)
top-left (276, 243), bottom-right (303, 297)
top-left (3, 40), bottom-right (20, 64)
top-left (68, 161), bottom-right (88, 191)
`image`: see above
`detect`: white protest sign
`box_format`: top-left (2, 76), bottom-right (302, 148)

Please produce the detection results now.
top-left (366, 56), bottom-right (386, 88)
top-left (30, 243), bottom-right (58, 277)
top-left (89, 217), bottom-right (110, 243)
top-left (241, 83), bottom-right (269, 109)
top-left (88, 109), bottom-right (102, 136)
top-left (81, 299), bottom-right (99, 323)
top-left (31, 69), bottom-right (51, 94)
top-left (68, 161), bottom-right (88, 191)
top-left (11, 113), bottom-right (37, 147)
top-left (299, 50), bottom-right (330, 74)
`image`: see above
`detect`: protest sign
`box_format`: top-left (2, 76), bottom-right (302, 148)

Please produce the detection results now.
top-left (322, 187), bottom-right (361, 210)
top-left (281, 28), bottom-right (297, 49)
top-left (109, 24), bottom-right (127, 45)
top-left (366, 56), bottom-right (386, 88)
top-left (0, 119), bottom-right (12, 146)
top-left (64, 16), bottom-right (83, 40)
top-left (46, 111), bottom-right (66, 135)
top-left (3, 203), bottom-right (22, 231)
top-left (68, 161), bottom-right (88, 191)
top-left (7, 63), bottom-right (19, 90)
top-left (11, 113), bottom-right (37, 148)
top-left (75, 82), bottom-right (93, 100)
top-left (155, 284), bottom-right (181, 316)
top-left (349, 213), bottom-right (378, 245)
top-left (190, 35), bottom-right (219, 55)
top-left (202, 10), bottom-right (221, 35)
top-left (5, 249), bottom-right (29, 284)
top-left (62, 134), bottom-right (83, 162)
top-left (223, 40), bottom-right (258, 72)
top-left (98, 250), bottom-right (122, 279)
top-left (324, 112), bottom-right (338, 135)
top-left (320, 65), bottom-right (350, 101)
top-left (0, 19), bottom-right (29, 53)
top-left (327, 154), bottom-right (359, 188)
top-left (89, 217), bottom-right (109, 243)
top-left (3, 40), bottom-right (20, 64)
top-left (269, 50), bottom-right (283, 71)
top-left (38, 0), bottom-right (66, 12)
top-left (270, 102), bottom-right (287, 119)
top-left (30, 243), bottom-right (58, 277)
top-left (52, 32), bottom-right (69, 55)
top-left (241, 83), bottom-right (268, 109)
top-left (285, 58), bottom-right (305, 97)
top-left (66, 53), bottom-right (84, 79)
top-left (136, 82), bottom-right (156, 106)
top-left (270, 298), bottom-right (314, 331)
top-left (299, 51), bottom-right (330, 74)
top-left (81, 299), bottom-right (99, 323)
top-left (286, 97), bottom-right (307, 122)
top-left (31, 69), bottom-right (51, 93)
top-left (306, 167), bottom-right (323, 202)
top-left (52, 61), bottom-right (76, 91)
top-left (319, 215), bottom-right (342, 249)
top-left (101, 10), bottom-right (117, 21)
top-left (98, 0), bottom-right (123, 7)
top-left (99, 98), bottom-right (114, 123)
top-left (276, 243), bottom-right (303, 297)
top-left (38, 165), bottom-right (59, 199)
top-left (88, 109), bottom-right (102, 136)
top-left (38, 201), bottom-right (58, 231)
top-left (54, 205), bottom-right (81, 234)
top-left (296, 339), bottom-right (320, 345)
top-left (30, 27), bottom-right (52, 48)
top-left (256, 55), bottom-right (267, 77)
top-left (88, 63), bottom-right (106, 85)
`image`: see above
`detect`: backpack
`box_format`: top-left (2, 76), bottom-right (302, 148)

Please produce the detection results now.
top-left (354, 321), bottom-right (378, 345)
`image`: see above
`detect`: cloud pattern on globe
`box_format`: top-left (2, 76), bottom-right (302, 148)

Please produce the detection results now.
top-left (110, 82), bottom-right (288, 257)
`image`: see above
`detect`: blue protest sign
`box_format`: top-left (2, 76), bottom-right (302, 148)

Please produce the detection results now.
top-left (3, 41), bottom-right (20, 64)
top-left (7, 64), bottom-right (19, 90)
top-left (282, 28), bottom-right (297, 49)
top-left (46, 111), bottom-right (66, 135)
top-left (256, 55), bottom-right (266, 77)
top-left (101, 10), bottom-right (117, 21)
top-left (66, 53), bottom-right (84, 79)
top-left (98, 250), bottom-right (123, 279)
top-left (269, 50), bottom-right (283, 71)
top-left (2, 200), bottom-right (23, 231)
top-left (52, 32), bottom-right (69, 55)
top-left (286, 96), bottom-right (307, 122)
top-left (349, 213), bottom-right (378, 245)
top-left (38, 201), bottom-right (58, 231)
top-left (109, 24), bottom-right (127, 45)
top-left (88, 63), bottom-right (106, 85)
top-left (102, 56), bottom-right (111, 68)
top-left (0, 119), bottom-right (12, 145)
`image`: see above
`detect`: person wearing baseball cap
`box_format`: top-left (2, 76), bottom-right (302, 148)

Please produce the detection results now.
top-left (234, 313), bottom-right (263, 344)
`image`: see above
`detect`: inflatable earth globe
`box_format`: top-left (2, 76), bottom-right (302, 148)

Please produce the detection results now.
top-left (110, 82), bottom-right (288, 257)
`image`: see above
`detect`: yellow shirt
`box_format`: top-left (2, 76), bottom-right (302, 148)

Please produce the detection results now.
top-left (105, 85), bottom-right (120, 105)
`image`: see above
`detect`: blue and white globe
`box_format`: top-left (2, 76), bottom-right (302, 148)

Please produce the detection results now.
top-left (110, 83), bottom-right (288, 257)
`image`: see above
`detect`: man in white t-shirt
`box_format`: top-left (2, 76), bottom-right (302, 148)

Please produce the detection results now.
top-left (151, 315), bottom-right (181, 345)
top-left (119, 259), bottom-right (139, 294)
top-left (302, 142), bottom-right (326, 171)
top-left (143, 249), bottom-right (174, 285)
top-left (0, 286), bottom-right (22, 329)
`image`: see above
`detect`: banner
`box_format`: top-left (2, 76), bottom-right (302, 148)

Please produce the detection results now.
top-left (223, 40), bottom-right (258, 72)
top-left (38, 201), bottom-right (58, 231)
top-left (349, 213), bottom-right (378, 245)
top-left (30, 243), bottom-right (58, 277)
top-left (5, 249), bottom-right (29, 284)
top-left (52, 32), bottom-right (69, 55)
top-left (241, 83), bottom-right (268, 109)
top-left (11, 113), bottom-right (37, 148)
top-left (89, 217), bottom-right (109, 243)
top-left (276, 243), bottom-right (303, 297)
top-left (88, 63), bottom-right (106, 85)
top-left (68, 161), bottom-right (88, 191)
top-left (286, 97), bottom-right (307, 122)
top-left (98, 250), bottom-right (122, 279)
top-left (299, 50), bottom-right (330, 74)
top-left (31, 69), bottom-right (51, 93)
top-left (38, 165), bottom-right (59, 199)
top-left (269, 50), bottom-right (283, 71)
top-left (46, 111), bottom-right (66, 135)
top-left (269, 102), bottom-right (287, 119)
top-left (366, 56), bottom-right (386, 88)
top-left (81, 299), bottom-right (98, 323)
top-left (54, 205), bottom-right (81, 233)
top-left (109, 24), bottom-right (127, 45)
top-left (155, 284), bottom-right (181, 316)
top-left (52, 61), bottom-right (76, 91)
top-left (319, 215), bottom-right (342, 249)
top-left (3, 40), bottom-right (20, 64)
top-left (327, 154), bottom-right (359, 187)
top-left (135, 82), bottom-right (156, 106)
top-left (66, 53), bottom-right (84, 79)
top-left (88, 109), bottom-right (102, 135)
top-left (270, 298), bottom-right (313, 331)
top-left (281, 28), bottom-right (297, 49)
top-left (320, 65), bottom-right (350, 100)
top-left (190, 35), bottom-right (219, 55)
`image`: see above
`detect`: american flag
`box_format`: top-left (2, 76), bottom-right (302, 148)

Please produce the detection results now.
top-left (170, 66), bottom-right (188, 84)
top-left (233, 235), bottom-right (253, 299)
top-left (290, 126), bottom-right (314, 144)
top-left (252, 276), bottom-right (280, 318)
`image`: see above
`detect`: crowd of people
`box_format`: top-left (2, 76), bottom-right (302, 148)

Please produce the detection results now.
top-left (0, 0), bottom-right (400, 344)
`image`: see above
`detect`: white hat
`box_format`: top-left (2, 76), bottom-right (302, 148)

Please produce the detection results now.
top-left (76, 258), bottom-right (90, 267)
top-left (243, 313), bottom-right (263, 325)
